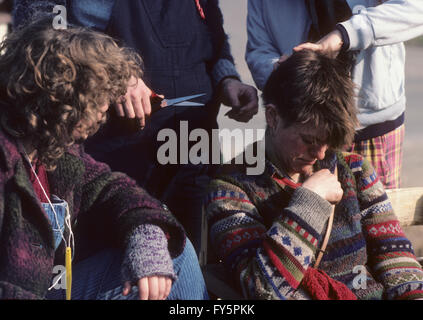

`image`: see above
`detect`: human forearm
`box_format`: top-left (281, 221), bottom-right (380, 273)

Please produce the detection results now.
top-left (75, 146), bottom-right (185, 257)
top-left (121, 224), bottom-right (175, 300)
top-left (206, 179), bottom-right (332, 299)
top-left (122, 224), bottom-right (176, 282)
top-left (245, 0), bottom-right (281, 90)
top-left (340, 0), bottom-right (423, 50)
top-left (203, 0), bottom-right (238, 85)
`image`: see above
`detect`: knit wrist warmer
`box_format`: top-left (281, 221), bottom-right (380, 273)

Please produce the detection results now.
top-left (121, 224), bottom-right (176, 284)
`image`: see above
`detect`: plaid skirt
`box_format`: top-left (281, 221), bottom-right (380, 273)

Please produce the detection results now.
top-left (348, 125), bottom-right (404, 189)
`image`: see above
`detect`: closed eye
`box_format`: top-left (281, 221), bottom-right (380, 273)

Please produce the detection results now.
top-left (301, 135), bottom-right (326, 146)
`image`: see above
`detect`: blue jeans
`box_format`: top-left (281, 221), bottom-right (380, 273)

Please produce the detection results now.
top-left (47, 239), bottom-right (208, 300)
top-left (41, 195), bottom-right (67, 251)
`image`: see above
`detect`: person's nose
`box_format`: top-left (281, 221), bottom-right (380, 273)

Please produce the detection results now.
top-left (309, 144), bottom-right (328, 161)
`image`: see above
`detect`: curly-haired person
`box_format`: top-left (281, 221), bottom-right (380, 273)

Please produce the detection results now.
top-left (0, 17), bottom-right (208, 300)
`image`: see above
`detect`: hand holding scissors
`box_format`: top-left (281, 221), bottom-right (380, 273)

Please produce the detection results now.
top-left (115, 76), bottom-right (204, 130)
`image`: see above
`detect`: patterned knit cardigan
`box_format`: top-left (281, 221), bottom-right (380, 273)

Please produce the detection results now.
top-left (0, 130), bottom-right (185, 299)
top-left (205, 151), bottom-right (423, 300)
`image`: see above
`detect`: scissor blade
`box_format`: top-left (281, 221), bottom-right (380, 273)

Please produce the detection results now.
top-left (173, 101), bottom-right (205, 107)
top-left (164, 93), bottom-right (206, 107)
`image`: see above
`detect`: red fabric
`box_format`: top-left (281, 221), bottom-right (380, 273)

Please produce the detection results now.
top-left (24, 160), bottom-right (51, 203)
top-left (272, 174), bottom-right (302, 189)
top-left (195, 0), bottom-right (206, 19)
top-left (301, 267), bottom-right (357, 300)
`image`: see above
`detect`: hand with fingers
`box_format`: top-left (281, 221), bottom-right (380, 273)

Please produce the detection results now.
top-left (220, 77), bottom-right (259, 123)
top-left (115, 76), bottom-right (164, 130)
top-left (123, 276), bottom-right (173, 300)
top-left (302, 169), bottom-right (343, 205)
top-left (293, 29), bottom-right (344, 59)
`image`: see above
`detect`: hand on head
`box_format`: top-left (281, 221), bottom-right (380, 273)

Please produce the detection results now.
top-left (293, 30), bottom-right (343, 59)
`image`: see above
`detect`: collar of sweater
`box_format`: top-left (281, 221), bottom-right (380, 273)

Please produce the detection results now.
top-left (0, 128), bottom-right (85, 197)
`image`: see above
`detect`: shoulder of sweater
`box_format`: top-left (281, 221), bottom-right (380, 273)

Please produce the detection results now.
top-left (339, 151), bottom-right (364, 164)
top-left (338, 151), bottom-right (376, 177)
top-left (64, 143), bottom-right (84, 158)
top-left (337, 151), bottom-right (366, 173)
top-left (0, 129), bottom-right (22, 173)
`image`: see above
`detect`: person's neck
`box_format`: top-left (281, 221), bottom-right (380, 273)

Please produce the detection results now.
top-left (265, 132), bottom-right (300, 183)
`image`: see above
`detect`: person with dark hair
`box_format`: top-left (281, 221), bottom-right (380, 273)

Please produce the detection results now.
top-left (205, 50), bottom-right (423, 300)
top-left (246, 0), bottom-right (423, 190)
top-left (0, 17), bottom-right (207, 300)
top-left (12, 0), bottom-right (259, 253)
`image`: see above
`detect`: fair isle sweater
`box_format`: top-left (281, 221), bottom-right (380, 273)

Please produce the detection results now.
top-left (205, 151), bottom-right (423, 300)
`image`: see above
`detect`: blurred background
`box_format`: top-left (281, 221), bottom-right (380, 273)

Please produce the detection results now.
top-left (0, 0), bottom-right (421, 187)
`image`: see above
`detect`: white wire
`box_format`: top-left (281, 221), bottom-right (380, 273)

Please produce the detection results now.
top-left (23, 152), bottom-right (75, 290)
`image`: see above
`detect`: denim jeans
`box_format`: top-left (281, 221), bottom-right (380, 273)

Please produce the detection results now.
top-left (46, 239), bottom-right (208, 300)
top-left (41, 195), bottom-right (67, 250)
top-left (68, 0), bottom-right (114, 31)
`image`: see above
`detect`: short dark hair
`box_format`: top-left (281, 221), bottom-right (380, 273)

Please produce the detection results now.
top-left (262, 50), bottom-right (358, 149)
top-left (0, 17), bottom-right (143, 170)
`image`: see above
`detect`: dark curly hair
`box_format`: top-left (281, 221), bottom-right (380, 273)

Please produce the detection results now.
top-left (0, 17), bottom-right (143, 170)
top-left (263, 50), bottom-right (358, 149)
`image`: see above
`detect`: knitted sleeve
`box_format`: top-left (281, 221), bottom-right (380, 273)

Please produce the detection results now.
top-left (121, 224), bottom-right (176, 284)
top-left (205, 177), bottom-right (333, 299)
top-left (69, 145), bottom-right (186, 259)
top-left (355, 155), bottom-right (423, 300)
top-left (245, 0), bottom-right (281, 91)
top-left (203, 0), bottom-right (240, 85)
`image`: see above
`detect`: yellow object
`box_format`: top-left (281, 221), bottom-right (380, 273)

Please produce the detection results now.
top-left (66, 247), bottom-right (72, 300)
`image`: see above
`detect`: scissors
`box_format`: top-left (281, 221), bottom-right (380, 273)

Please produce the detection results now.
top-left (150, 92), bottom-right (205, 113)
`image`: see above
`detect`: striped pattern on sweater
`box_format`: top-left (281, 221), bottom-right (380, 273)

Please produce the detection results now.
top-left (205, 151), bottom-right (423, 300)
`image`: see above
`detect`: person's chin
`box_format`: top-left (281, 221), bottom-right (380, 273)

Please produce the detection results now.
top-left (299, 164), bottom-right (314, 177)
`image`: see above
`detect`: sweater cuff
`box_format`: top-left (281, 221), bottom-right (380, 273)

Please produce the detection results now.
top-left (121, 224), bottom-right (176, 284)
top-left (211, 58), bottom-right (240, 86)
top-left (336, 24), bottom-right (350, 52)
top-left (339, 13), bottom-right (374, 51)
top-left (286, 187), bottom-right (333, 234)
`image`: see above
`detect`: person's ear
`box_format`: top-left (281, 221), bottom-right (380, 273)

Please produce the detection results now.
top-left (265, 104), bottom-right (280, 134)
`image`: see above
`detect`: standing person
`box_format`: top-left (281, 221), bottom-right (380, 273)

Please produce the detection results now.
top-left (0, 17), bottom-right (207, 300)
top-left (205, 50), bottom-right (423, 300)
top-left (13, 0), bottom-right (259, 253)
top-left (246, 0), bottom-right (423, 189)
